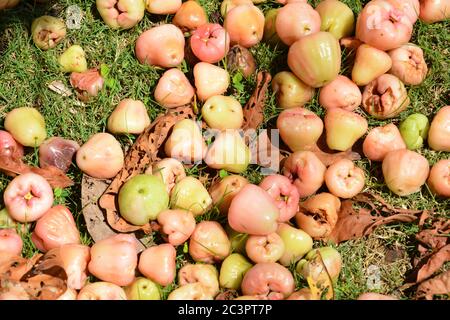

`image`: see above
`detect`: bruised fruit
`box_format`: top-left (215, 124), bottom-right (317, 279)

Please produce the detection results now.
top-left (226, 45), bottom-right (257, 78)
top-left (297, 246), bottom-right (342, 282)
top-left (31, 16), bottom-right (66, 50)
top-left (246, 233), bottom-right (285, 264)
top-left (325, 159), bottom-right (365, 199)
top-left (39, 137), bottom-right (80, 172)
top-left (154, 69), bottom-right (195, 108)
top-left (388, 44), bottom-right (428, 85)
top-left (5, 107), bottom-right (47, 147)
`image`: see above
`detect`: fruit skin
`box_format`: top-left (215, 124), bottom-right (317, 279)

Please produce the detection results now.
top-left (388, 0), bottom-right (420, 24)
top-left (107, 99), bottom-right (150, 134)
top-left (228, 184), bottom-right (280, 236)
top-left (190, 23), bottom-right (230, 64)
top-left (276, 223), bottom-right (313, 266)
top-left (296, 246), bottom-right (342, 282)
top-left (221, 0), bottom-right (253, 17)
top-left (382, 149), bottom-right (430, 196)
top-left (428, 106), bottom-right (450, 152)
top-left (138, 244), bottom-right (176, 287)
top-left (96, 0), bottom-right (145, 29)
top-left (173, 0), bottom-right (208, 31)
top-left (352, 44), bottom-right (393, 86)
top-left (148, 158), bottom-right (186, 195)
top-left (288, 31), bottom-right (341, 88)
top-left (388, 44), bottom-right (428, 86)
top-left (178, 263), bottom-right (220, 297)
top-left (419, 0), bottom-right (450, 23)
top-left (272, 71), bottom-right (314, 109)
top-left (156, 209), bottom-right (196, 246)
top-left (58, 45), bottom-right (88, 73)
top-left (224, 4), bottom-right (265, 48)
top-left (226, 225), bottom-right (249, 254)
top-left (201, 95), bottom-right (244, 130)
top-left (77, 282), bottom-right (127, 300)
top-left (145, 0), bottom-right (181, 14)
top-left (194, 62), bottom-right (230, 101)
top-left (325, 159), bottom-right (365, 199)
top-left (325, 108), bottom-right (368, 152)
top-left (3, 173), bottom-right (54, 223)
top-left (316, 0), bottom-right (355, 40)
top-left (0, 229), bottom-right (23, 256)
top-left (170, 176), bottom-right (212, 216)
top-left (39, 137), bottom-right (80, 173)
top-left (167, 283), bottom-right (212, 300)
top-left (209, 175), bottom-right (249, 215)
top-left (154, 69), bottom-right (195, 109)
top-left (263, 8), bottom-right (281, 45)
top-left (0, 130), bottom-right (24, 159)
top-left (319, 75), bottom-right (361, 111)
top-left (399, 113), bottom-right (430, 150)
top-left (427, 159), bottom-right (450, 198)
top-left (118, 174), bottom-right (169, 225)
top-left (76, 133), bottom-right (124, 179)
top-left (5, 107), bottom-right (47, 147)
top-left (219, 253), bottom-right (253, 290)
top-left (189, 221), bottom-right (231, 263)
top-left (245, 233), bottom-right (285, 264)
top-left (363, 124), bottom-right (407, 162)
top-left (31, 16), bottom-right (66, 50)
top-left (124, 277), bottom-right (161, 300)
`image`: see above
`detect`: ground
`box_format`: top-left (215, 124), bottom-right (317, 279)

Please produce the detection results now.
top-left (0, 0), bottom-right (449, 300)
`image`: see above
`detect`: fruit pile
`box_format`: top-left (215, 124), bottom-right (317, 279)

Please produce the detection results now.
top-left (0, 0), bottom-right (449, 300)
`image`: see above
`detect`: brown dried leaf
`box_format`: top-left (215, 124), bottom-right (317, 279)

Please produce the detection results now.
top-left (417, 245), bottom-right (450, 283)
top-left (242, 71), bottom-right (271, 130)
top-left (416, 270), bottom-right (450, 300)
top-left (98, 105), bottom-right (194, 234)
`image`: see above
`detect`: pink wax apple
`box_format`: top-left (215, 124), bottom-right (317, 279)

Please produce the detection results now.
top-left (3, 173), bottom-right (54, 223)
top-left (156, 209), bottom-right (196, 246)
top-left (245, 233), bottom-right (285, 264)
top-left (138, 244), bottom-right (176, 286)
top-left (77, 282), bottom-right (127, 300)
top-left (259, 174), bottom-right (299, 222)
top-left (189, 221), bottom-right (231, 263)
top-left (190, 23), bottom-right (230, 64)
top-left (0, 229), bottom-right (23, 256)
top-left (0, 130), bottom-right (24, 158)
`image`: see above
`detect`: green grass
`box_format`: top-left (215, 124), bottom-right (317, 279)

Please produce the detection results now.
top-left (0, 0), bottom-right (449, 299)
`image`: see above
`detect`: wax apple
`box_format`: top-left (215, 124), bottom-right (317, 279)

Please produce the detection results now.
top-left (125, 277), bottom-right (161, 300)
top-left (157, 209), bottom-right (196, 246)
top-left (319, 75), bottom-right (361, 111)
top-left (202, 95), bottom-right (244, 130)
top-left (428, 106), bottom-right (450, 152)
top-left (96, 0), bottom-right (145, 29)
top-left (287, 288), bottom-right (315, 300)
top-left (419, 0), bottom-right (450, 23)
top-left (283, 151), bottom-right (326, 198)
top-left (263, 9), bottom-right (281, 45)
top-left (0, 130), bottom-right (23, 158)
top-left (3, 173), bottom-right (53, 223)
top-left (226, 45), bottom-right (256, 78)
top-left (325, 159), bottom-right (365, 198)
top-left (325, 108), bottom-right (368, 151)
top-left (357, 293), bottom-right (398, 300)
top-left (316, 0), bottom-right (355, 40)
top-left (107, 99), bottom-right (150, 134)
top-left (276, 223), bottom-right (313, 266)
top-left (173, 0), bottom-right (208, 31)
top-left (154, 69), bottom-right (195, 109)
top-left (228, 184), bottom-right (280, 236)
top-left (227, 225), bottom-right (249, 254)
top-left (275, 2), bottom-right (321, 46)
top-left (388, 0), bottom-right (420, 24)
top-left (427, 160), bottom-right (450, 198)
top-left (39, 137), bottom-right (80, 172)
top-left (0, 208), bottom-right (16, 229)
top-left (224, 4), bottom-right (265, 48)
top-left (164, 119), bottom-right (207, 163)
top-left (118, 174), bottom-right (169, 225)
top-left (362, 74), bottom-right (410, 119)
top-left (241, 263), bottom-right (295, 299)
top-left (352, 44), bottom-right (393, 86)
top-left (138, 244), bottom-right (176, 286)
top-left (388, 44), bottom-right (428, 85)
top-left (32, 205), bottom-right (81, 252)
top-left (189, 221), bottom-right (231, 263)
top-left (31, 16), bottom-right (66, 50)
top-left (57, 288), bottom-right (78, 300)
top-left (246, 233), bottom-right (285, 264)
top-left (148, 158), bottom-right (186, 194)
top-left (0, 229), bottom-right (22, 256)
top-left (363, 124), bottom-right (406, 161)
top-left (296, 193), bottom-right (340, 238)
top-left (272, 72), bottom-right (314, 109)
top-left (259, 175), bottom-right (299, 222)
top-left (296, 246), bottom-right (342, 281)
top-left (77, 282), bottom-right (127, 300)
top-left (220, 0), bottom-right (252, 16)
top-left (194, 62), bottom-right (230, 101)
top-left (277, 107), bottom-right (324, 152)
top-left (88, 234), bottom-right (138, 286)
top-left (167, 283), bottom-right (212, 300)
top-left (179, 264), bottom-right (220, 297)
top-left (219, 253), bottom-right (253, 290)
top-left (76, 133), bottom-right (124, 179)
top-left (135, 24), bottom-right (185, 68)
top-left (356, 0), bottom-right (413, 51)
top-left (399, 113), bottom-right (430, 150)
top-left (145, 0), bottom-right (181, 14)
top-left (58, 45), bottom-right (87, 73)
top-left (288, 32), bottom-right (341, 88)
top-left (190, 24), bottom-right (230, 64)
top-left (70, 69), bottom-right (104, 100)
top-left (204, 130), bottom-right (251, 174)
top-left (382, 149), bottom-right (429, 196)
top-left (5, 107), bottom-right (46, 147)
top-left (170, 177), bottom-right (212, 216)
top-left (209, 175), bottom-right (249, 214)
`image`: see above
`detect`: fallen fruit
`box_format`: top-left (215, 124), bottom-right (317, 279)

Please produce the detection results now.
top-left (107, 99), bottom-right (151, 134)
top-left (5, 107), bottom-right (47, 147)
top-left (31, 16), bottom-right (66, 50)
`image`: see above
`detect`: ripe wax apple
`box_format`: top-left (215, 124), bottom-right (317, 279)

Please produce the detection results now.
top-left (39, 137), bottom-right (80, 173)
top-left (154, 69), bottom-right (195, 109)
top-left (31, 16), bottom-right (66, 50)
top-left (319, 75), bottom-right (361, 111)
top-left (399, 113), bottom-right (430, 150)
top-left (145, 0), bottom-right (181, 14)
top-left (245, 233), bottom-right (285, 264)
top-left (325, 159), bottom-right (365, 199)
top-left (77, 282), bottom-right (127, 300)
top-left (275, 2), bottom-right (321, 46)
top-left (316, 0), bottom-right (355, 40)
top-left (118, 174), bottom-right (169, 225)
top-left (178, 264), bottom-right (220, 297)
top-left (202, 95), bottom-right (244, 130)
top-left (167, 283), bottom-right (212, 300)
top-left (219, 253), bottom-right (253, 290)
top-left (148, 158), bottom-right (186, 194)
top-left (382, 149), bottom-right (429, 196)
top-left (352, 44), bottom-right (392, 86)
top-left (76, 133), bottom-right (124, 179)
top-left (138, 244), bottom-right (176, 287)
top-left (277, 223), bottom-right (313, 266)
top-left (428, 106), bottom-right (450, 152)
top-left (263, 9), bottom-right (281, 45)
top-left (170, 176), bottom-right (212, 216)
top-left (224, 4), bottom-right (265, 48)
top-left (124, 277), bottom-right (161, 300)
top-left (220, 0), bottom-right (253, 17)
top-left (156, 209), bottom-right (195, 246)
top-left (0, 229), bottom-right (23, 256)
top-left (190, 23), bottom-right (230, 64)
top-left (325, 108), bottom-right (368, 151)
top-left (135, 24), bottom-right (185, 68)
top-left (194, 62), bottom-right (230, 101)
top-left (5, 107), bottom-right (47, 147)
top-left (419, 0), bottom-right (450, 23)
top-left (388, 44), bottom-right (428, 86)
top-left (388, 0), bottom-right (420, 24)
top-left (363, 124), bottom-right (406, 161)
top-left (96, 0), bottom-right (145, 29)
top-left (0, 130), bottom-right (24, 159)
top-left (3, 173), bottom-right (53, 223)
top-left (173, 1), bottom-right (208, 31)
top-left (427, 160), bottom-right (450, 198)
top-left (226, 224), bottom-right (249, 255)
top-left (189, 221), bottom-right (231, 263)
top-left (272, 72), bottom-right (314, 109)
top-left (297, 246), bottom-right (342, 282)
top-left (209, 175), bottom-right (249, 214)
top-left (107, 99), bottom-right (150, 134)
top-left (58, 45), bottom-right (88, 73)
